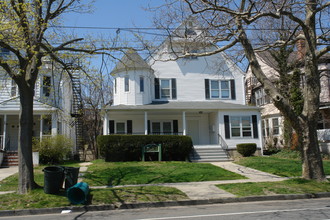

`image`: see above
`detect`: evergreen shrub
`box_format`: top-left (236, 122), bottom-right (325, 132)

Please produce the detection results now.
top-left (236, 143), bottom-right (257, 157)
top-left (97, 135), bottom-right (193, 162)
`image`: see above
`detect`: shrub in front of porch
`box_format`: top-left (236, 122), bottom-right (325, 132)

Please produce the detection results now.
top-left (236, 143), bottom-right (257, 157)
top-left (97, 135), bottom-right (193, 162)
top-left (33, 135), bottom-right (73, 164)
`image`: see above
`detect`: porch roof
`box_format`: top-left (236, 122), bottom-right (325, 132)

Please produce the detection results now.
top-left (107, 101), bottom-right (260, 111)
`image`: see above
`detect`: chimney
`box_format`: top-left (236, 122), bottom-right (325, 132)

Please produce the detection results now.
top-left (296, 33), bottom-right (306, 61)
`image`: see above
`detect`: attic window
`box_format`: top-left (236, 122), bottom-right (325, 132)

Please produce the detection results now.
top-left (185, 28), bottom-right (196, 36)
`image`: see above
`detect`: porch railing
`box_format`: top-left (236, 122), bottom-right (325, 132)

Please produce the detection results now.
top-left (111, 132), bottom-right (184, 135)
top-left (218, 134), bottom-right (230, 158)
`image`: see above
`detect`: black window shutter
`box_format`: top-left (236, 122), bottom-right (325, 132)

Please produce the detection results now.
top-left (147, 120), bottom-right (150, 134)
top-left (224, 115), bottom-right (230, 139)
top-left (127, 120), bottom-right (132, 134)
top-left (230, 79), bottom-right (236, 100)
top-left (252, 115), bottom-right (258, 138)
top-left (173, 120), bottom-right (178, 134)
top-left (109, 120), bottom-right (115, 134)
top-left (205, 79), bottom-right (210, 99)
top-left (171, 78), bottom-right (177, 99)
top-left (155, 78), bottom-right (160, 99)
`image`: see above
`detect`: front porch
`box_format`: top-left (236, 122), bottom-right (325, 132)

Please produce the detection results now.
top-left (0, 114), bottom-right (59, 151)
top-left (103, 110), bottom-right (222, 146)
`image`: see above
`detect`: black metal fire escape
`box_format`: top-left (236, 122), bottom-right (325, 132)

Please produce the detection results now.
top-left (71, 74), bottom-right (84, 155)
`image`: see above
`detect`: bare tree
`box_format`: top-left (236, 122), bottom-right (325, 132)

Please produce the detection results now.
top-left (0, 0), bottom-right (129, 194)
top-left (151, 0), bottom-right (330, 181)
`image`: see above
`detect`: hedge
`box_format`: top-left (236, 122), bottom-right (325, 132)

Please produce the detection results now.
top-left (236, 143), bottom-right (257, 157)
top-left (97, 135), bottom-right (193, 162)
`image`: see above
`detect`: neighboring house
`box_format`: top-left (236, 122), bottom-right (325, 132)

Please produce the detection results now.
top-left (0, 56), bottom-right (82, 165)
top-left (245, 49), bottom-right (330, 151)
top-left (103, 20), bottom-right (263, 160)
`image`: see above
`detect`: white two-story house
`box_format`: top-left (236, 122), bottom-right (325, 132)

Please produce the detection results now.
top-left (103, 20), bottom-right (263, 160)
top-left (0, 56), bottom-right (81, 165)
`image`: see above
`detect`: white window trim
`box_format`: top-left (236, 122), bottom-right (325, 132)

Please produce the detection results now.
top-left (159, 79), bottom-right (172, 100)
top-left (42, 75), bottom-right (52, 97)
top-left (210, 80), bottom-right (231, 100)
top-left (10, 79), bottom-right (18, 97)
top-left (139, 76), bottom-right (144, 93)
top-left (151, 121), bottom-right (173, 134)
top-left (115, 121), bottom-right (126, 134)
top-left (124, 76), bottom-right (129, 92)
top-left (229, 116), bottom-right (253, 138)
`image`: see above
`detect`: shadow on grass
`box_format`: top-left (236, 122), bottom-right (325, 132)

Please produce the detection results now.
top-left (84, 165), bottom-right (180, 186)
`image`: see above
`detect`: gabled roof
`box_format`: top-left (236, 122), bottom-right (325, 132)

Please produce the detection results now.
top-left (107, 101), bottom-right (259, 111)
top-left (111, 49), bottom-right (151, 74)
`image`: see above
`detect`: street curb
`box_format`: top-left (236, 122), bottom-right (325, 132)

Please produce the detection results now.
top-left (1, 192), bottom-right (330, 217)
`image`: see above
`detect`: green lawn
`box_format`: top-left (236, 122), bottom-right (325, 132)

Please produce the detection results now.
top-left (235, 156), bottom-right (330, 177)
top-left (217, 178), bottom-right (330, 197)
top-left (83, 160), bottom-right (246, 186)
top-left (0, 186), bottom-right (187, 210)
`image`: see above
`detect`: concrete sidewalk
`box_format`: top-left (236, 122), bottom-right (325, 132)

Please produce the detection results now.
top-left (0, 166), bottom-right (18, 181)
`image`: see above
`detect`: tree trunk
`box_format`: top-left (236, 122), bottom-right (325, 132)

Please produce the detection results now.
top-left (300, 122), bottom-right (326, 180)
top-left (18, 85), bottom-right (36, 194)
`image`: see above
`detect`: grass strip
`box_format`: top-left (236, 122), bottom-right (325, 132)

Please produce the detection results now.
top-left (83, 160), bottom-right (246, 186)
top-left (217, 178), bottom-right (330, 197)
top-left (0, 186), bottom-right (187, 210)
top-left (235, 157), bottom-right (330, 177)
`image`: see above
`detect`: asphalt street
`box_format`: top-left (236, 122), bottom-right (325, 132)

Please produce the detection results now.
top-left (1, 198), bottom-right (330, 220)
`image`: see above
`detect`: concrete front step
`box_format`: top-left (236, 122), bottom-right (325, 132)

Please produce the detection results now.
top-left (190, 145), bottom-right (231, 162)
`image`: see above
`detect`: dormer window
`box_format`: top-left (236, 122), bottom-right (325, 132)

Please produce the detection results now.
top-left (42, 76), bottom-right (51, 97)
top-left (185, 28), bottom-right (196, 36)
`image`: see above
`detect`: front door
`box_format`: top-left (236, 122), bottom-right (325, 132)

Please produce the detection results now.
top-left (187, 120), bottom-right (199, 145)
top-left (8, 117), bottom-right (19, 151)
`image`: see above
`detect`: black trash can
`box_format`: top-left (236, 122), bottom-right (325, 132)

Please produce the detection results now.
top-left (43, 166), bottom-right (64, 194)
top-left (64, 167), bottom-right (80, 189)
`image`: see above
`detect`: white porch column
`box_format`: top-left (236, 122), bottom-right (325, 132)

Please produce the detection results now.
top-left (103, 112), bottom-right (109, 135)
top-left (51, 113), bottom-right (58, 136)
top-left (144, 112), bottom-right (148, 135)
top-left (3, 114), bottom-right (7, 150)
top-left (182, 111), bottom-right (187, 135)
top-left (40, 115), bottom-right (43, 140)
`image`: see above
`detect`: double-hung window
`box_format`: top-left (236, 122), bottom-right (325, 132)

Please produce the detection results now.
top-left (124, 76), bottom-right (129, 92)
top-left (11, 79), bottom-right (17, 97)
top-left (210, 80), bottom-right (230, 99)
top-left (116, 122), bottom-right (126, 134)
top-left (140, 76), bottom-right (144, 92)
top-left (151, 121), bottom-right (172, 134)
top-left (230, 116), bottom-right (252, 138)
top-left (272, 118), bottom-right (279, 135)
top-left (42, 76), bottom-right (51, 97)
top-left (155, 78), bottom-right (177, 100)
top-left (160, 79), bottom-right (171, 98)
top-left (206, 79), bottom-right (235, 100)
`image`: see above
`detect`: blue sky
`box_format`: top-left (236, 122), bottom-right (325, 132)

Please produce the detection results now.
top-left (61, 0), bottom-right (160, 71)
top-left (64, 0), bottom-right (156, 35)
